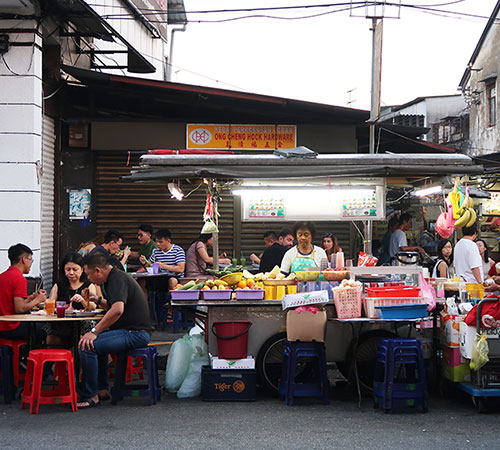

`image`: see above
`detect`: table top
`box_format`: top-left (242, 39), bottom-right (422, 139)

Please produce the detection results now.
top-left (129, 271), bottom-right (171, 278)
top-left (0, 313), bottom-right (104, 322)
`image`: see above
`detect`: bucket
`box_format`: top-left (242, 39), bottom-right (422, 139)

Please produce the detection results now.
top-left (212, 320), bottom-right (252, 359)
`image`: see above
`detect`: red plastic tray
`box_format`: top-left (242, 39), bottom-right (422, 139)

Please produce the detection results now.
top-left (364, 286), bottom-right (420, 298)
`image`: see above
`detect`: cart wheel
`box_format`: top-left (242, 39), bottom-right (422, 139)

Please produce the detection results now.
top-left (339, 329), bottom-right (397, 395)
top-left (472, 396), bottom-right (487, 413)
top-left (256, 332), bottom-right (287, 393)
top-left (256, 332), bottom-right (316, 394)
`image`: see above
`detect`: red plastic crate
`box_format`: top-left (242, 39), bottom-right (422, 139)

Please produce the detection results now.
top-left (364, 286), bottom-right (420, 298)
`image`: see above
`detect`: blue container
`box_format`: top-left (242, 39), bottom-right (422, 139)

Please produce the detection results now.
top-left (375, 304), bottom-right (428, 320)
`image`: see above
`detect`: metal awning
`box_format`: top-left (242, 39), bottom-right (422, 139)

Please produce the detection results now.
top-left (42, 0), bottom-right (156, 73)
top-left (125, 153), bottom-right (483, 182)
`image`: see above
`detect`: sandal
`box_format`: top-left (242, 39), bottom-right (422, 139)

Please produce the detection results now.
top-left (78, 398), bottom-right (100, 409)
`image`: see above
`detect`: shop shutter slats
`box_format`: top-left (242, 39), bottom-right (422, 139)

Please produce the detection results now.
top-left (94, 152), bottom-right (234, 256)
top-left (40, 115), bottom-right (55, 289)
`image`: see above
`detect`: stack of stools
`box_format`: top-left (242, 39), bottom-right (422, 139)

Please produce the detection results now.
top-left (373, 338), bottom-right (428, 414)
top-left (21, 349), bottom-right (78, 414)
top-left (0, 345), bottom-right (15, 403)
top-left (0, 339), bottom-right (28, 387)
top-left (279, 341), bottom-right (330, 406)
top-left (112, 346), bottom-right (161, 405)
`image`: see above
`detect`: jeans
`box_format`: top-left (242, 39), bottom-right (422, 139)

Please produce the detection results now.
top-left (79, 329), bottom-right (151, 400)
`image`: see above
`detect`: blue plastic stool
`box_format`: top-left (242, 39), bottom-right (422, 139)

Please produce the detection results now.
top-left (0, 345), bottom-right (15, 404)
top-left (279, 341), bottom-right (330, 406)
top-left (112, 346), bottom-right (161, 405)
top-left (373, 338), bottom-right (428, 413)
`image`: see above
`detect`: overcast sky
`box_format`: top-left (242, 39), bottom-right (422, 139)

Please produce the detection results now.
top-left (171, 0), bottom-right (498, 110)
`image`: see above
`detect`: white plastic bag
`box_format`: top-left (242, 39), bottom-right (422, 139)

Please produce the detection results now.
top-left (165, 337), bottom-right (193, 393)
top-left (177, 355), bottom-right (209, 398)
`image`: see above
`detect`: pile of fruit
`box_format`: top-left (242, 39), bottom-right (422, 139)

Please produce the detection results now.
top-left (436, 184), bottom-right (477, 238)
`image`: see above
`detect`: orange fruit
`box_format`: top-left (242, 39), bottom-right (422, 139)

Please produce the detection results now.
top-left (246, 279), bottom-right (255, 288)
top-left (238, 280), bottom-right (247, 289)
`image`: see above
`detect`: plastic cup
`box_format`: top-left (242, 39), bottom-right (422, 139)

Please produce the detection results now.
top-left (276, 285), bottom-right (286, 299)
top-left (45, 299), bottom-right (55, 315)
top-left (153, 262), bottom-right (160, 274)
top-left (56, 301), bottom-right (66, 318)
top-left (232, 258), bottom-right (238, 267)
top-left (240, 258), bottom-right (246, 267)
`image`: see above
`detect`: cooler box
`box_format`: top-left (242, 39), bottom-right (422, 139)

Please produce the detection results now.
top-left (201, 366), bottom-right (256, 401)
top-left (459, 321), bottom-right (500, 360)
top-left (440, 313), bottom-right (466, 348)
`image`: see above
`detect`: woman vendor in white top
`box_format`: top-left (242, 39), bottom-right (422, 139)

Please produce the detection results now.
top-left (280, 221), bottom-right (328, 274)
top-left (476, 239), bottom-right (495, 277)
top-left (431, 238), bottom-right (453, 278)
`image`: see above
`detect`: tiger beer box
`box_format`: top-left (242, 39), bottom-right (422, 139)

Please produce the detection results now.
top-left (201, 365), bottom-right (256, 401)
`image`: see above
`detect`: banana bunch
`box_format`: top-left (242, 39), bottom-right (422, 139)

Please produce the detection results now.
top-left (453, 197), bottom-right (476, 228)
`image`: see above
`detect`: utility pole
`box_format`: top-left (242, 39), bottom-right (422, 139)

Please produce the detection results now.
top-left (350, 1), bottom-right (401, 254)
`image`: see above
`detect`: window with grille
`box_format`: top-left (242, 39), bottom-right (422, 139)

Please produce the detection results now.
top-left (487, 82), bottom-right (496, 126)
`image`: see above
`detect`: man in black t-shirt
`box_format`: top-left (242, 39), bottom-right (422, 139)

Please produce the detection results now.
top-left (77, 253), bottom-right (153, 409)
top-left (259, 229), bottom-right (294, 273)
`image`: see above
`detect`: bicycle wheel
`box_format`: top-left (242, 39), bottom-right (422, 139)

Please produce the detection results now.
top-left (256, 332), bottom-right (316, 394)
top-left (340, 329), bottom-right (397, 394)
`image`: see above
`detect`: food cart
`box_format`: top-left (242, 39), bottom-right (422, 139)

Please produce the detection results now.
top-left (126, 151), bottom-right (483, 392)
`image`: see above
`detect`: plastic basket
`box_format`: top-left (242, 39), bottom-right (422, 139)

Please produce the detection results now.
top-left (470, 360), bottom-right (500, 388)
top-left (364, 286), bottom-right (420, 298)
top-left (170, 290), bottom-right (201, 301)
top-left (363, 296), bottom-right (426, 319)
top-left (333, 286), bottom-right (362, 319)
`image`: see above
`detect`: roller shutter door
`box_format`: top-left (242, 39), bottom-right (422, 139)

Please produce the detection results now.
top-left (94, 152), bottom-right (234, 256)
top-left (40, 115), bottom-right (55, 289)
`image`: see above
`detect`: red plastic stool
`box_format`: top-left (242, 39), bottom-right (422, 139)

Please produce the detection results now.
top-left (0, 339), bottom-right (28, 387)
top-left (21, 349), bottom-right (77, 414)
top-left (110, 354), bottom-right (144, 382)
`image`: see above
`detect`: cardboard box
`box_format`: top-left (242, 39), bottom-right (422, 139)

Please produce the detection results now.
top-left (442, 360), bottom-right (470, 383)
top-left (210, 355), bottom-right (255, 370)
top-left (286, 309), bottom-right (327, 342)
top-left (440, 312), bottom-right (466, 348)
top-left (459, 322), bottom-right (476, 360)
top-left (282, 290), bottom-right (329, 310)
top-left (442, 346), bottom-right (467, 368)
top-left (201, 366), bottom-right (256, 401)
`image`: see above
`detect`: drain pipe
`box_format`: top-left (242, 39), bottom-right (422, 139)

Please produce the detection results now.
top-left (166, 24), bottom-right (186, 81)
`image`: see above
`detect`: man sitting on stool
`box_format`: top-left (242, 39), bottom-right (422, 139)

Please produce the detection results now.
top-left (77, 252), bottom-right (152, 409)
top-left (0, 243), bottom-right (46, 345)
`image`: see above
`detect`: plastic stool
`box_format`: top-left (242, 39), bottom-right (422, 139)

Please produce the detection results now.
top-left (112, 346), bottom-right (161, 405)
top-left (373, 338), bottom-right (428, 413)
top-left (109, 354), bottom-right (144, 382)
top-left (0, 345), bottom-right (15, 403)
top-left (21, 349), bottom-right (77, 414)
top-left (0, 339), bottom-right (28, 387)
top-left (279, 341), bottom-right (330, 406)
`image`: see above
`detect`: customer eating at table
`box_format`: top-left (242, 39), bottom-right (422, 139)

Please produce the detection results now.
top-left (185, 233), bottom-right (231, 278)
top-left (259, 228), bottom-right (294, 273)
top-left (77, 252), bottom-right (153, 409)
top-left (280, 221), bottom-right (328, 274)
top-left (45, 252), bottom-right (99, 348)
top-left (140, 228), bottom-right (185, 291)
top-left (0, 243), bottom-right (47, 344)
top-left (249, 231), bottom-right (278, 265)
top-left (90, 229), bottom-right (130, 271)
top-left (128, 224), bottom-right (158, 268)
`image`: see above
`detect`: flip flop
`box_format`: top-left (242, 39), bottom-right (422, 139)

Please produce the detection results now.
top-left (78, 398), bottom-right (100, 409)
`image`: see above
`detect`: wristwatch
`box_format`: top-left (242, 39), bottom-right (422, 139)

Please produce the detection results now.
top-left (90, 327), bottom-right (98, 335)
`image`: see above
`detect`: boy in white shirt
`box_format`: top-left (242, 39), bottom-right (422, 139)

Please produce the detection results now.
top-left (454, 223), bottom-right (483, 283)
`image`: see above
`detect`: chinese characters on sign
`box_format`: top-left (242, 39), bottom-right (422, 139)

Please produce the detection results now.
top-left (187, 124), bottom-right (296, 150)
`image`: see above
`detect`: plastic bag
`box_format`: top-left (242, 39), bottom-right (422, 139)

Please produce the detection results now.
top-left (190, 333), bottom-right (207, 357)
top-left (177, 355), bottom-right (209, 398)
top-left (165, 336), bottom-right (193, 393)
top-left (419, 271), bottom-right (436, 312)
top-left (470, 334), bottom-right (489, 371)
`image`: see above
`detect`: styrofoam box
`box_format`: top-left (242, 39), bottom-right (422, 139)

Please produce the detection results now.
top-left (210, 354), bottom-right (255, 370)
top-left (281, 290), bottom-right (329, 310)
top-left (460, 321), bottom-right (500, 359)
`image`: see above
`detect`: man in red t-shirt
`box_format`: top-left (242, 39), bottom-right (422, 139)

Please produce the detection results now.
top-left (0, 243), bottom-right (47, 342)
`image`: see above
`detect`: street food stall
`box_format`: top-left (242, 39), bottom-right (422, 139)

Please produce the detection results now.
top-left (125, 151), bottom-right (484, 394)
